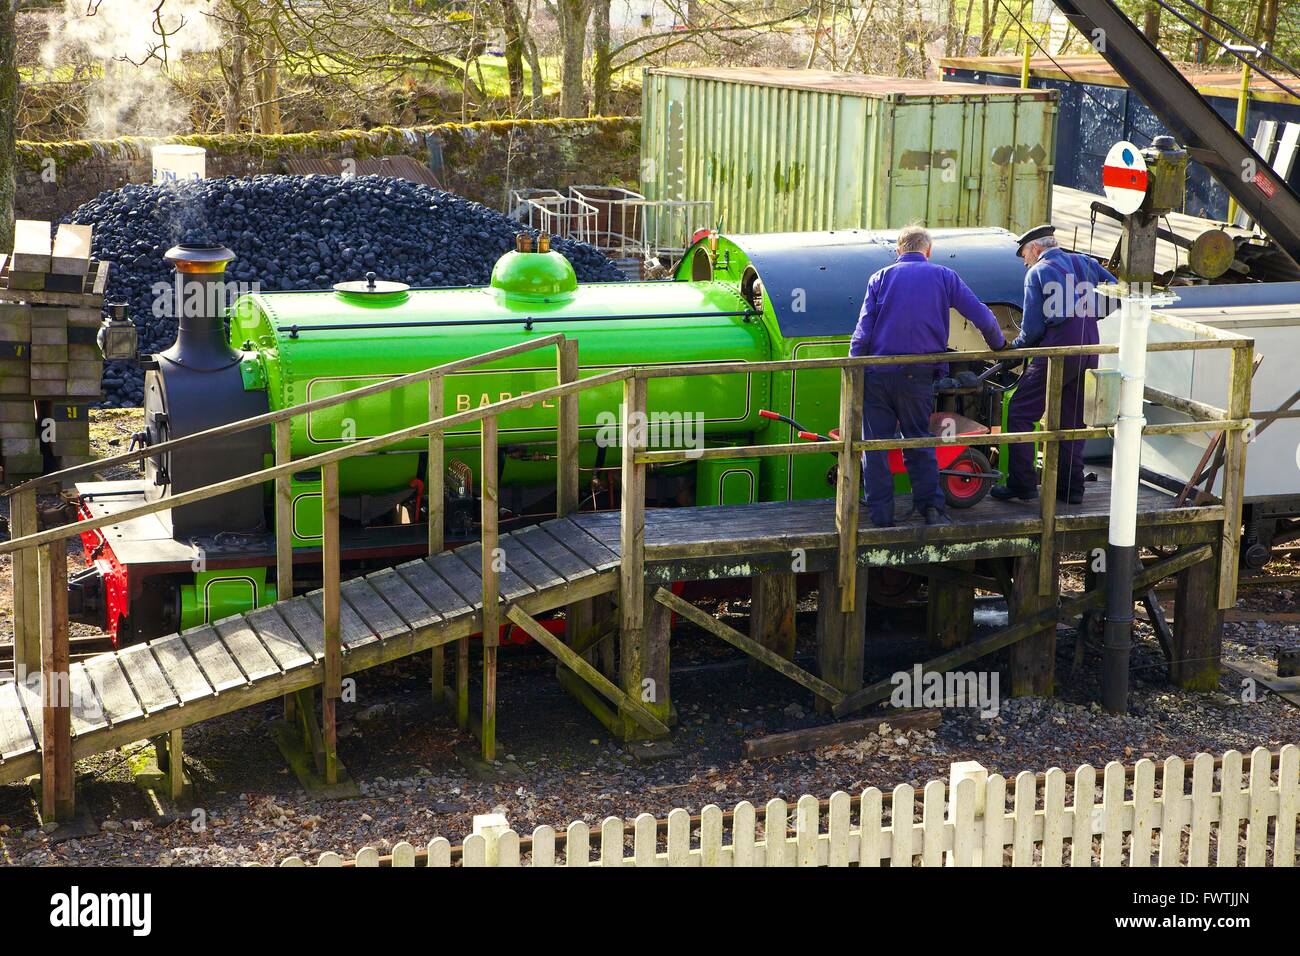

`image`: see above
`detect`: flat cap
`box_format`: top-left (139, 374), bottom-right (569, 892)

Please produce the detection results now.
top-left (1014, 224), bottom-right (1056, 257)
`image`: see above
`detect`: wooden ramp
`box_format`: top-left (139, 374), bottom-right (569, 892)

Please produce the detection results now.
top-left (0, 515), bottom-right (623, 788)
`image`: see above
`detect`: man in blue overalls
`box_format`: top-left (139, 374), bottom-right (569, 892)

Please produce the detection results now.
top-left (992, 225), bottom-right (1117, 505)
top-left (851, 226), bottom-right (1008, 528)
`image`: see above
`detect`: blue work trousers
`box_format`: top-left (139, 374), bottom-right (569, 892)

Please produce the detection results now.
top-left (861, 369), bottom-right (942, 525)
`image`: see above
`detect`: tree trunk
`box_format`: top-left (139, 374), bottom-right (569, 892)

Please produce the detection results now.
top-left (1250, 0), bottom-right (1266, 40)
top-left (1142, 1), bottom-right (1161, 44)
top-left (222, 17), bottom-right (248, 133)
top-left (1261, 0), bottom-right (1278, 47)
top-left (257, 49), bottom-right (281, 133)
top-left (557, 0), bottom-right (592, 117)
top-left (1193, 0), bottom-right (1215, 63)
top-left (591, 0), bottom-right (612, 116)
top-left (498, 0), bottom-right (526, 109)
top-left (524, 35), bottom-right (545, 116)
top-left (0, 0), bottom-right (17, 252)
top-left (979, 0), bottom-right (993, 56)
top-left (895, 1), bottom-right (908, 76)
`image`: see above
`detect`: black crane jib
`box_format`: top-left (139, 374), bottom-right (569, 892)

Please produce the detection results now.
top-left (1050, 0), bottom-right (1300, 271)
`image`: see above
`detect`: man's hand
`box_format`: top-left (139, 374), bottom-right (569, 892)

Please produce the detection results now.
top-left (994, 340), bottom-right (1026, 370)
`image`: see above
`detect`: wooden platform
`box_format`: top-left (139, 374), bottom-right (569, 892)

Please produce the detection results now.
top-left (0, 469), bottom-right (1218, 787)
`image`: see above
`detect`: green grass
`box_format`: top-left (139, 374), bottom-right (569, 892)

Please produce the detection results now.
top-left (19, 62), bottom-right (88, 83)
top-left (443, 55), bottom-right (564, 97)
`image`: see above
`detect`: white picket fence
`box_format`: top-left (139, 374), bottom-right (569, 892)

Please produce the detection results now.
top-left (278, 745), bottom-right (1299, 867)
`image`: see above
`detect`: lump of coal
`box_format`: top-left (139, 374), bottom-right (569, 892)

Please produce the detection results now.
top-left (65, 175), bottom-right (628, 407)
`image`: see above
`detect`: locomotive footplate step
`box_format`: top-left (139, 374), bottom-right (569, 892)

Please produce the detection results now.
top-left (75, 479), bottom-right (430, 571)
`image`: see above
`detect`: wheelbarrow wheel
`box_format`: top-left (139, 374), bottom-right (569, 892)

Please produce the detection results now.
top-left (943, 448), bottom-right (993, 509)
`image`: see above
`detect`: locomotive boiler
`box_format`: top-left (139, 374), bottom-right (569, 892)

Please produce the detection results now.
top-left (69, 228), bottom-right (1028, 643)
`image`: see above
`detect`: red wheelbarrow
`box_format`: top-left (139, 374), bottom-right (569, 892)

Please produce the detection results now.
top-left (759, 408), bottom-right (1000, 508)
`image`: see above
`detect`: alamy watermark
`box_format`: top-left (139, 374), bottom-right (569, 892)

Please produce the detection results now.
top-left (594, 405), bottom-right (705, 459)
top-left (150, 276), bottom-right (261, 319)
top-left (889, 664), bottom-right (1001, 718)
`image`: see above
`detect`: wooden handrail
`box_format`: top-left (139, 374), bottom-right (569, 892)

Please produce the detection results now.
top-left (634, 419), bottom-right (1251, 464)
top-left (0, 335), bottom-right (1256, 556)
top-left (4, 333), bottom-right (570, 496)
top-left (1143, 384), bottom-right (1227, 423)
top-left (0, 367), bottom-right (633, 556)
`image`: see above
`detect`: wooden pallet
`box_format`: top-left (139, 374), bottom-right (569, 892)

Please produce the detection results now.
top-left (0, 255), bottom-right (109, 308)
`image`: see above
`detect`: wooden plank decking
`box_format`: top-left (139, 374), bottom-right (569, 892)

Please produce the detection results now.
top-left (0, 470), bottom-right (1216, 787)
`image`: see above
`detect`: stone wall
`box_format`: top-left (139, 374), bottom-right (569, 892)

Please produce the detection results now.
top-left (15, 116), bottom-right (642, 221)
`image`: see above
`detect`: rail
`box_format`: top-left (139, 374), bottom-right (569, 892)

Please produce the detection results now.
top-left (3, 313), bottom-right (1253, 822)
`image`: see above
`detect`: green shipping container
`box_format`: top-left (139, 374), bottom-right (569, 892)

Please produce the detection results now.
top-left (641, 68), bottom-right (1058, 235)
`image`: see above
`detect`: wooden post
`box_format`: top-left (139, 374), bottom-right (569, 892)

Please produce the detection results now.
top-left (556, 338), bottom-right (579, 517)
top-left (274, 419), bottom-right (294, 598)
top-left (595, 592), bottom-right (617, 680)
top-left (1172, 544), bottom-right (1223, 690)
top-left (555, 338), bottom-right (595, 668)
top-left (480, 416), bottom-right (499, 763)
top-left (815, 566), bottom-right (868, 716)
top-left (167, 728), bottom-right (184, 802)
top-left (428, 374), bottom-right (446, 707)
top-left (39, 541), bottom-right (73, 822)
top-left (274, 419), bottom-right (295, 721)
top-left (1076, 562), bottom-right (1102, 679)
top-left (619, 374), bottom-right (648, 708)
top-left (926, 563), bottom-right (975, 651)
top-left (456, 636), bottom-right (470, 731)
top-left (1218, 346), bottom-right (1252, 609)
top-left (1038, 356), bottom-right (1062, 595)
top-left (1009, 550), bottom-right (1057, 696)
top-left (321, 460), bottom-right (341, 785)
top-left (11, 487), bottom-right (40, 680)
top-left (750, 572), bottom-right (797, 666)
top-left (641, 585), bottom-right (672, 727)
top-left (428, 374), bottom-right (446, 555)
top-left (835, 367), bottom-right (863, 612)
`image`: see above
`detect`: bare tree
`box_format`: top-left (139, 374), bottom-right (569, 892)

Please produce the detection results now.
top-left (498, 0), bottom-right (527, 108)
top-left (1141, 0), bottom-right (1160, 43)
top-left (552, 0), bottom-right (594, 116)
top-left (592, 0), bottom-right (813, 112)
top-left (1, 0), bottom-right (15, 251)
top-left (591, 0), bottom-right (611, 115)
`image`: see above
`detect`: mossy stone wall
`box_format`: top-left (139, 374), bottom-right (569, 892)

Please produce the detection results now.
top-left (15, 116), bottom-right (642, 221)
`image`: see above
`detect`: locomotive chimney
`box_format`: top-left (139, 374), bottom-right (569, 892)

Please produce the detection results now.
top-left (162, 242), bottom-right (238, 371)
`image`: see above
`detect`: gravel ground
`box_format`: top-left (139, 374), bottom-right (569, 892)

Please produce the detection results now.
top-left (0, 562), bottom-right (1295, 867)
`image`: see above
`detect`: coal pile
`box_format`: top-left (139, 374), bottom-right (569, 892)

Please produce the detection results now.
top-left (65, 175), bottom-right (627, 406)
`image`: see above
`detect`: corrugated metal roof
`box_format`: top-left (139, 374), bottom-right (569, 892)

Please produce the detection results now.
top-left (285, 155), bottom-right (440, 187)
top-left (940, 55), bottom-right (1300, 105)
top-left (645, 67), bottom-right (1054, 99)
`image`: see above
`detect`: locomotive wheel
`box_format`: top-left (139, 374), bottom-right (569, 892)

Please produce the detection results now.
top-left (942, 448), bottom-right (993, 509)
top-left (868, 567), bottom-right (923, 606)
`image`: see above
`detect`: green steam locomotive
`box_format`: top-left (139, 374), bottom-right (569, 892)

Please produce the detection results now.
top-left (71, 229), bottom-right (1028, 642)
